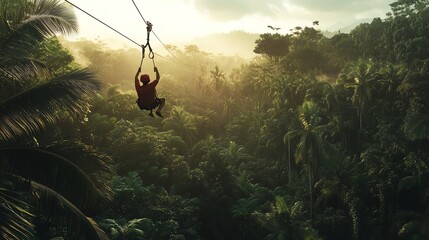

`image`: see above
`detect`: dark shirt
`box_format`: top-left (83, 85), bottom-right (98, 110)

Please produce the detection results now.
top-left (135, 79), bottom-right (159, 106)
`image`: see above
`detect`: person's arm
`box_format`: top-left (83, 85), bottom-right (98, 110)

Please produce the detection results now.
top-left (154, 67), bottom-right (160, 82)
top-left (135, 67), bottom-right (141, 90)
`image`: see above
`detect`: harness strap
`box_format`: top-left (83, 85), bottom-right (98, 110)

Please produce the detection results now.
top-left (139, 45), bottom-right (145, 67)
top-left (138, 21), bottom-right (156, 68)
top-left (145, 21), bottom-right (156, 68)
top-left (136, 97), bottom-right (161, 110)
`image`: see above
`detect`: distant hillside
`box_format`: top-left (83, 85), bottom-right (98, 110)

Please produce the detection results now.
top-left (323, 18), bottom-right (374, 37)
top-left (190, 31), bottom-right (260, 59)
top-left (189, 19), bottom-right (375, 57)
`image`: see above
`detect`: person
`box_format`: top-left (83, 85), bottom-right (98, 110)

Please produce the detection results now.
top-left (135, 66), bottom-right (165, 118)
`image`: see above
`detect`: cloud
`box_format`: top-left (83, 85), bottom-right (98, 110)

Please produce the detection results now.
top-left (185, 0), bottom-right (393, 25)
top-left (285, 0), bottom-right (392, 14)
top-left (189, 0), bottom-right (286, 21)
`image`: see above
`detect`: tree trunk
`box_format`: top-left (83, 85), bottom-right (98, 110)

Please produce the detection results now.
top-left (309, 166), bottom-right (313, 223)
top-left (359, 109), bottom-right (363, 131)
top-left (288, 138), bottom-right (292, 184)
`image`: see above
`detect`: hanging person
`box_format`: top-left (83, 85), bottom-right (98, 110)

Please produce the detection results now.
top-left (135, 66), bottom-right (166, 118)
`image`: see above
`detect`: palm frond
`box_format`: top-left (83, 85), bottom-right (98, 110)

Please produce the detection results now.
top-left (0, 69), bottom-right (101, 144)
top-left (31, 182), bottom-right (109, 240)
top-left (43, 140), bottom-right (115, 202)
top-left (0, 187), bottom-right (35, 240)
top-left (0, 148), bottom-right (104, 214)
top-left (0, 57), bottom-right (50, 95)
top-left (0, 0), bottom-right (77, 55)
top-left (31, 0), bottom-right (77, 33)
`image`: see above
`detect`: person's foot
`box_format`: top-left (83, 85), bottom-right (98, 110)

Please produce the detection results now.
top-left (156, 111), bottom-right (163, 118)
top-left (149, 112), bottom-right (155, 118)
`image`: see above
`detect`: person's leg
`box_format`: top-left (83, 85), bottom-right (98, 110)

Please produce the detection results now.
top-left (155, 98), bottom-right (165, 118)
top-left (148, 109), bottom-right (154, 117)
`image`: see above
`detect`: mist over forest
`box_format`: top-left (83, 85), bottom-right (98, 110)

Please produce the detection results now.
top-left (1, 0), bottom-right (429, 240)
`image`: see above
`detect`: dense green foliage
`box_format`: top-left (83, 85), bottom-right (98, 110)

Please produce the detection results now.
top-left (1, 0), bottom-right (429, 239)
top-left (0, 0), bottom-right (112, 239)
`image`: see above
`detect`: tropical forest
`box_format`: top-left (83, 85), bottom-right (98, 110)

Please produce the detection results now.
top-left (1, 0), bottom-right (429, 239)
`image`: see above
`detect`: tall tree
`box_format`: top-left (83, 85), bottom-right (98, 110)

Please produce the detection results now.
top-left (254, 33), bottom-right (291, 61)
top-left (210, 65), bottom-right (226, 92)
top-left (284, 101), bottom-right (327, 222)
top-left (344, 60), bottom-right (378, 130)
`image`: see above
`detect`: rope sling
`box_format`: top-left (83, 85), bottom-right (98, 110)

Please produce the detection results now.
top-left (139, 21), bottom-right (156, 69)
top-left (138, 21), bottom-right (160, 101)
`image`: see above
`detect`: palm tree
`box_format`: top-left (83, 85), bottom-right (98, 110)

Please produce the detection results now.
top-left (378, 63), bottom-right (406, 101)
top-left (403, 98), bottom-right (429, 141)
top-left (0, 0), bottom-right (111, 239)
top-left (220, 141), bottom-right (250, 172)
top-left (284, 101), bottom-right (327, 222)
top-left (314, 148), bottom-right (350, 209)
top-left (344, 60), bottom-right (377, 130)
top-left (162, 106), bottom-right (197, 145)
top-left (210, 65), bottom-right (226, 92)
top-left (322, 82), bottom-right (345, 114)
top-left (209, 65), bottom-right (227, 113)
top-left (252, 196), bottom-right (320, 240)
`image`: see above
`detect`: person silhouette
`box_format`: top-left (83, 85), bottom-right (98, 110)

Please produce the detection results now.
top-left (135, 66), bottom-right (165, 117)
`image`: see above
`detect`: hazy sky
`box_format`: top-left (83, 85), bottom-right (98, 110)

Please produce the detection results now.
top-left (66, 0), bottom-right (394, 53)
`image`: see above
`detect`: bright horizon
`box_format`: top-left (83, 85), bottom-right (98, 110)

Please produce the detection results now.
top-left (65, 0), bottom-right (394, 56)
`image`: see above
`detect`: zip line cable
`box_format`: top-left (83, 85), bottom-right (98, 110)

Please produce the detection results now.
top-left (131, 0), bottom-right (147, 24)
top-left (131, 0), bottom-right (186, 64)
top-left (65, 0), bottom-right (139, 47)
top-left (64, 0), bottom-right (174, 62)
